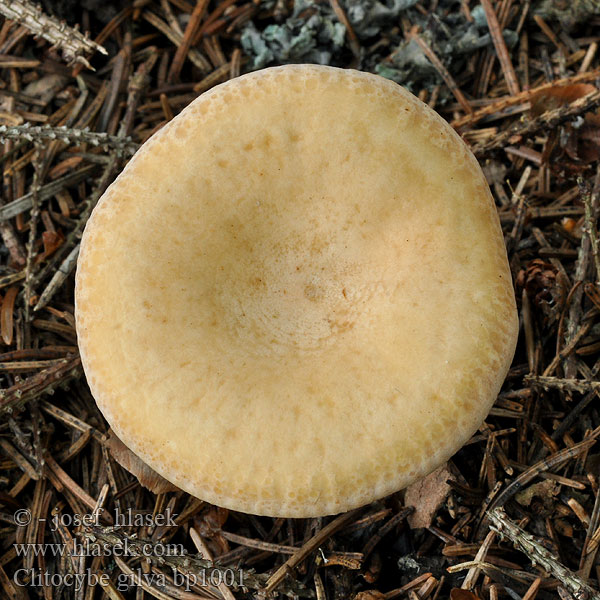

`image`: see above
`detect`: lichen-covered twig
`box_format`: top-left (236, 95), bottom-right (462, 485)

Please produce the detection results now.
top-left (582, 173), bottom-right (600, 285)
top-left (475, 435), bottom-right (598, 538)
top-left (488, 508), bottom-right (600, 600)
top-left (472, 88), bottom-right (600, 157)
top-left (563, 178), bottom-right (598, 379)
top-left (524, 375), bottom-right (600, 394)
top-left (0, 355), bottom-right (82, 415)
top-left (79, 525), bottom-right (314, 598)
top-left (0, 0), bottom-right (107, 69)
top-left (0, 125), bottom-right (138, 158)
top-left (23, 157), bottom-right (41, 329)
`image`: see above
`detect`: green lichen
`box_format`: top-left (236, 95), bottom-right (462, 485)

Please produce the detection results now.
top-left (242, 0), bottom-right (518, 103)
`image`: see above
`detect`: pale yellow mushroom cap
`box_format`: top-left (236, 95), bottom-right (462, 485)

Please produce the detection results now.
top-left (75, 65), bottom-right (519, 517)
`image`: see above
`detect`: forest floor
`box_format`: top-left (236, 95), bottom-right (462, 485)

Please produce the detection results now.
top-left (1, 0), bottom-right (600, 599)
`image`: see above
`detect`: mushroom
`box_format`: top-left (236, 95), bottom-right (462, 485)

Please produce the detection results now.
top-left (75, 65), bottom-right (519, 517)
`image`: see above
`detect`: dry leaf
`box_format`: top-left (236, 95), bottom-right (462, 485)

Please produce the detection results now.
top-left (193, 505), bottom-right (230, 555)
top-left (353, 592), bottom-right (386, 600)
top-left (516, 258), bottom-right (565, 324)
top-left (36, 230), bottom-right (65, 263)
top-left (196, 504), bottom-right (229, 535)
top-left (1, 286), bottom-right (18, 346)
top-left (515, 479), bottom-right (559, 508)
top-left (531, 84), bottom-right (597, 116)
top-left (106, 429), bottom-right (179, 494)
top-left (450, 588), bottom-right (481, 600)
top-left (577, 112), bottom-right (600, 163)
top-left (405, 464), bottom-right (454, 529)
top-left (554, 518), bottom-right (574, 538)
top-left (531, 84), bottom-right (600, 168)
top-left (364, 551), bottom-right (382, 584)
top-left (586, 453), bottom-right (600, 474)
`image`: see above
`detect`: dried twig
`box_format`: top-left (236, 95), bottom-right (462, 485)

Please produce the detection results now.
top-left (0, 124), bottom-right (138, 158)
top-left (583, 173), bottom-right (600, 285)
top-left (33, 244), bottom-right (80, 312)
top-left (476, 435), bottom-right (599, 536)
top-left (0, 355), bottom-right (82, 415)
top-left (473, 89), bottom-right (600, 157)
top-left (488, 509), bottom-right (600, 600)
top-left (525, 375), bottom-right (600, 394)
top-left (329, 0), bottom-right (360, 59)
top-left (452, 68), bottom-right (600, 129)
top-left (265, 509), bottom-right (360, 593)
top-left (0, 165), bottom-right (97, 222)
top-left (407, 31), bottom-right (472, 114)
top-left (479, 0), bottom-right (520, 96)
top-left (143, 10), bottom-right (211, 73)
top-left (168, 0), bottom-right (210, 82)
top-left (0, 0), bottom-right (107, 68)
top-left (80, 525), bottom-right (314, 598)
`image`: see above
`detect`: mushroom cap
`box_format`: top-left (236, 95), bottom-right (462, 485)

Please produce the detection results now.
top-left (75, 65), bottom-right (518, 517)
